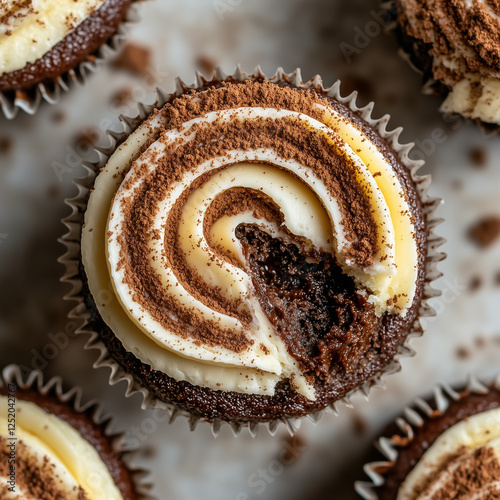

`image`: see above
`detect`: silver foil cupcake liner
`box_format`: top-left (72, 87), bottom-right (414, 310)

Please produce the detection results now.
top-left (59, 66), bottom-right (446, 436)
top-left (0, 363), bottom-right (155, 499)
top-left (0, 1), bottom-right (141, 120)
top-left (355, 374), bottom-right (500, 499)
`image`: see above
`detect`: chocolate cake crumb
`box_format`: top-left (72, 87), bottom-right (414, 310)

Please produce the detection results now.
top-left (469, 146), bottom-right (488, 168)
top-left (0, 137), bottom-right (13, 155)
top-left (456, 345), bottom-right (470, 359)
top-left (468, 275), bottom-right (482, 292)
top-left (196, 55), bottom-right (217, 75)
top-left (469, 216), bottom-right (500, 247)
top-left (112, 43), bottom-right (151, 76)
top-left (111, 86), bottom-right (133, 106)
top-left (236, 224), bottom-right (380, 380)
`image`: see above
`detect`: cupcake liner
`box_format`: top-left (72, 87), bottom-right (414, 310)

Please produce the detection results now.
top-left (0, 363), bottom-right (155, 499)
top-left (0, 1), bottom-right (141, 120)
top-left (355, 374), bottom-right (500, 499)
top-left (59, 66), bottom-right (446, 436)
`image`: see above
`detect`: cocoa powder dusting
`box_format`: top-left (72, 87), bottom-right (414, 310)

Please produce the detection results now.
top-left (117, 81), bottom-right (382, 355)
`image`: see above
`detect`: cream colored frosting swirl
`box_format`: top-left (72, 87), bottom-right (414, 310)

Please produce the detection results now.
top-left (399, 0), bottom-right (500, 124)
top-left (0, 395), bottom-right (123, 499)
top-left (0, 0), bottom-right (107, 76)
top-left (82, 82), bottom-right (420, 399)
top-left (397, 407), bottom-right (500, 499)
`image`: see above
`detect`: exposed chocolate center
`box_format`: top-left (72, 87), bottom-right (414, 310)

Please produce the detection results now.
top-left (236, 223), bottom-right (379, 382)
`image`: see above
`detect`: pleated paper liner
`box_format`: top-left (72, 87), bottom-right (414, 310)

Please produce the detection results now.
top-left (0, 363), bottom-right (155, 499)
top-left (59, 66), bottom-right (446, 436)
top-left (0, 1), bottom-right (141, 120)
top-left (355, 374), bottom-right (500, 499)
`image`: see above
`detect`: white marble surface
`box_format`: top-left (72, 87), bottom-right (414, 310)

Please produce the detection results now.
top-left (1, 0), bottom-right (500, 499)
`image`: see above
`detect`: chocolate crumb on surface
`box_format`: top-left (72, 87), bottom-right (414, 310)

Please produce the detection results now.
top-left (112, 42), bottom-right (151, 76)
top-left (469, 146), bottom-right (488, 168)
top-left (469, 216), bottom-right (500, 248)
top-left (0, 137), bottom-right (13, 155)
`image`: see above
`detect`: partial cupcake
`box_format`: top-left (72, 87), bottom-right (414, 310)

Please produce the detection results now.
top-left (356, 377), bottom-right (500, 499)
top-left (395, 0), bottom-right (500, 127)
top-left (0, 0), bottom-right (134, 117)
top-left (64, 68), bottom-right (441, 425)
top-left (0, 365), bottom-right (150, 499)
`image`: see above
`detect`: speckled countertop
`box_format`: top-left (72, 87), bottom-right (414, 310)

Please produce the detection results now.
top-left (1, 1), bottom-right (500, 499)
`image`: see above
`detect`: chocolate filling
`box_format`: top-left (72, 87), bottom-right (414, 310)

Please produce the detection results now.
top-left (236, 223), bottom-right (379, 382)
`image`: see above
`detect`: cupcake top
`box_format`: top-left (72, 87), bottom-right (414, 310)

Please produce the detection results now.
top-left (398, 0), bottom-right (500, 124)
top-left (398, 406), bottom-right (500, 499)
top-left (0, 0), bottom-right (132, 93)
top-left (81, 76), bottom-right (427, 420)
top-left (362, 384), bottom-right (500, 500)
top-left (0, 0), bottom-right (107, 75)
top-left (0, 386), bottom-right (136, 499)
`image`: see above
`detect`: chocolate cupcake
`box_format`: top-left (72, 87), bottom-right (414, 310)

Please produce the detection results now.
top-left (0, 0), bottom-right (135, 118)
top-left (356, 376), bottom-right (500, 499)
top-left (395, 0), bottom-right (500, 127)
top-left (61, 68), bottom-right (444, 429)
top-left (0, 364), bottom-right (153, 499)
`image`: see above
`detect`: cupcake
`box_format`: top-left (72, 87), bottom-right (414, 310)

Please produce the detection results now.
top-left (0, 365), bottom-right (151, 499)
top-left (0, 0), bottom-right (134, 118)
top-left (356, 377), bottom-right (500, 499)
top-left (395, 0), bottom-right (500, 127)
top-left (62, 68), bottom-right (442, 427)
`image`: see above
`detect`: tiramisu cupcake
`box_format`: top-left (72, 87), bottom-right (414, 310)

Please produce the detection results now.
top-left (356, 377), bottom-right (500, 499)
top-left (0, 365), bottom-right (152, 499)
top-left (62, 68), bottom-right (442, 427)
top-left (0, 0), bottom-right (134, 118)
top-left (395, 0), bottom-right (500, 127)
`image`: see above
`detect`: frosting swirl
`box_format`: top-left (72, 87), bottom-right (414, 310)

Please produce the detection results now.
top-left (397, 407), bottom-right (500, 499)
top-left (398, 0), bottom-right (500, 124)
top-left (82, 81), bottom-right (420, 400)
top-left (0, 395), bottom-right (122, 500)
top-left (0, 0), bottom-right (107, 76)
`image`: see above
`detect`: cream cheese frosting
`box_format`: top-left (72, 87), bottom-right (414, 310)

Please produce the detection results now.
top-left (82, 83), bottom-right (420, 400)
top-left (0, 394), bottom-right (123, 500)
top-left (398, 0), bottom-right (500, 125)
top-left (397, 407), bottom-right (500, 499)
top-left (0, 0), bottom-right (107, 76)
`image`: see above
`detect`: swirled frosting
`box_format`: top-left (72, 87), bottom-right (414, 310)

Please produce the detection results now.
top-left (82, 80), bottom-right (420, 400)
top-left (0, 0), bottom-right (107, 76)
top-left (397, 407), bottom-right (500, 499)
top-left (398, 0), bottom-right (500, 124)
top-left (0, 395), bottom-right (122, 499)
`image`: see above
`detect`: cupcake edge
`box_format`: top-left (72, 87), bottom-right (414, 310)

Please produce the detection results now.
top-left (59, 66), bottom-right (446, 436)
top-left (0, 0), bottom-right (140, 120)
top-left (0, 363), bottom-right (155, 499)
top-left (355, 374), bottom-right (500, 499)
